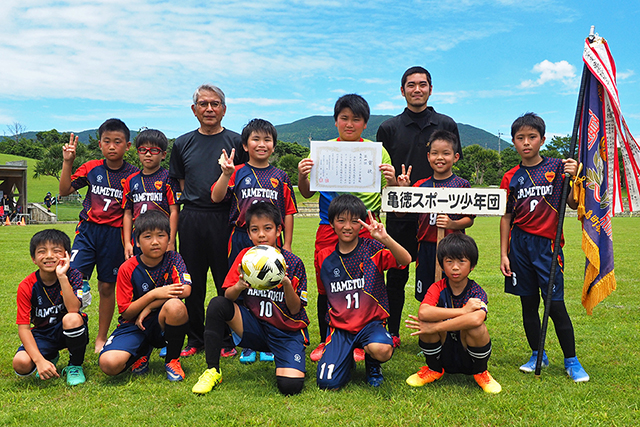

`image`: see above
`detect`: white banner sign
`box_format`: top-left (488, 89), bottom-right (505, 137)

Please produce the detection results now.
top-left (309, 141), bottom-right (382, 193)
top-left (381, 186), bottom-right (507, 216)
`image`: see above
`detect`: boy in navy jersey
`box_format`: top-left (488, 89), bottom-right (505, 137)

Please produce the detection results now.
top-left (59, 118), bottom-right (139, 353)
top-left (99, 211), bottom-right (191, 381)
top-left (405, 233), bottom-right (501, 393)
top-left (14, 230), bottom-right (89, 386)
top-left (212, 118), bottom-right (297, 364)
top-left (122, 129), bottom-right (179, 259)
top-left (316, 194), bottom-right (411, 389)
top-left (500, 112), bottom-right (588, 382)
top-left (192, 202), bottom-right (309, 396)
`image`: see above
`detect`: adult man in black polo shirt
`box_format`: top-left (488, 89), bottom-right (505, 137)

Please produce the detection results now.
top-left (376, 66), bottom-right (461, 345)
top-left (170, 84), bottom-right (247, 357)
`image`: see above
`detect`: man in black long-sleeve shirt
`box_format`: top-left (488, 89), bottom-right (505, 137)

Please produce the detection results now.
top-left (376, 66), bottom-right (462, 345)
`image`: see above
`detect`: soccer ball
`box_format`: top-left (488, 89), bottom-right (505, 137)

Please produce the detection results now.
top-left (241, 245), bottom-right (286, 290)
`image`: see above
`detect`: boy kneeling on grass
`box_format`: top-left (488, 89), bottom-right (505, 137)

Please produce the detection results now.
top-left (14, 229), bottom-right (89, 386)
top-left (99, 210), bottom-right (191, 381)
top-left (192, 201), bottom-right (309, 396)
top-left (405, 233), bottom-right (501, 394)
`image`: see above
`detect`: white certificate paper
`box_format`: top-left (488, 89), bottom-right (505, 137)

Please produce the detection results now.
top-left (309, 141), bottom-right (383, 192)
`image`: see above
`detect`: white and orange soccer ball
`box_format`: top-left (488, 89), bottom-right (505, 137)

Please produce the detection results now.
top-left (241, 245), bottom-right (286, 290)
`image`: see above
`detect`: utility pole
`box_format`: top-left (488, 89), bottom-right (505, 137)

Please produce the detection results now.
top-left (497, 131), bottom-right (503, 154)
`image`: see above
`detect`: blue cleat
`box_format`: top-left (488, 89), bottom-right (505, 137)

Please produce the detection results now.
top-left (259, 352), bottom-right (274, 362)
top-left (239, 348), bottom-right (256, 364)
top-left (519, 350), bottom-right (549, 373)
top-left (366, 360), bottom-right (384, 387)
top-left (565, 357), bottom-right (589, 382)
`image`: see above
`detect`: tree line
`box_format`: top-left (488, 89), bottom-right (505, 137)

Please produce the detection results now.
top-left (2, 126), bottom-right (576, 188)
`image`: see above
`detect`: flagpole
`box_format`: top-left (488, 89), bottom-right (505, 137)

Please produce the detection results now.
top-left (534, 26), bottom-right (596, 378)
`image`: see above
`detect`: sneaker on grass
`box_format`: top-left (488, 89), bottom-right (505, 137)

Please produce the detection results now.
top-left (365, 360), bottom-right (383, 387)
top-left (192, 367), bottom-right (222, 394)
top-left (353, 348), bottom-right (365, 363)
top-left (165, 358), bottom-right (185, 382)
top-left (131, 356), bottom-right (149, 375)
top-left (310, 343), bottom-right (325, 362)
top-left (406, 366), bottom-right (444, 387)
top-left (473, 370), bottom-right (501, 394)
top-left (180, 345), bottom-right (203, 358)
top-left (62, 365), bottom-right (86, 386)
top-left (519, 350), bottom-right (549, 373)
top-left (220, 347), bottom-right (237, 358)
top-left (239, 348), bottom-right (256, 364)
top-left (564, 357), bottom-right (589, 382)
top-left (259, 352), bottom-right (274, 362)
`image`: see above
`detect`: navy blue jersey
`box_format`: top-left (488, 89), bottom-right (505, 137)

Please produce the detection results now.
top-left (115, 251), bottom-right (191, 324)
top-left (16, 269), bottom-right (84, 329)
top-left (318, 238), bottom-right (403, 334)
top-left (122, 167), bottom-right (178, 220)
top-left (71, 159), bottom-right (139, 227)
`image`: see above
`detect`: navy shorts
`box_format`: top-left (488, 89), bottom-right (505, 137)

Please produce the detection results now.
top-left (17, 314), bottom-right (89, 360)
top-left (232, 305), bottom-right (308, 372)
top-left (228, 226), bottom-right (253, 269)
top-left (505, 226), bottom-right (565, 301)
top-left (415, 241), bottom-right (442, 302)
top-left (71, 221), bottom-right (125, 283)
top-left (100, 313), bottom-right (165, 358)
top-left (440, 331), bottom-right (474, 375)
top-left (317, 321), bottom-right (393, 389)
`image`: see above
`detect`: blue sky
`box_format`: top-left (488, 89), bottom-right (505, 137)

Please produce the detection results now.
top-left (1, 1), bottom-right (639, 141)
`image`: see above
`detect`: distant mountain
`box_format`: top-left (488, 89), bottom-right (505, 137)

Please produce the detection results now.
top-left (16, 116), bottom-right (509, 150)
top-left (275, 115), bottom-right (510, 150)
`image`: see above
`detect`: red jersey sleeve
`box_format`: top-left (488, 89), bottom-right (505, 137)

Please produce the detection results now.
top-left (16, 272), bottom-right (36, 325)
top-left (116, 258), bottom-right (136, 314)
top-left (222, 248), bottom-right (250, 290)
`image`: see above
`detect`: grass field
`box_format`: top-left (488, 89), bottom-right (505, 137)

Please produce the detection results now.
top-left (1, 215), bottom-right (639, 426)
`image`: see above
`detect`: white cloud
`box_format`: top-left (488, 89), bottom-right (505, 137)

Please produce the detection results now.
top-left (617, 69), bottom-right (635, 80)
top-left (431, 91), bottom-right (469, 104)
top-left (374, 101), bottom-right (402, 111)
top-left (519, 60), bottom-right (578, 89)
top-left (228, 98), bottom-right (303, 106)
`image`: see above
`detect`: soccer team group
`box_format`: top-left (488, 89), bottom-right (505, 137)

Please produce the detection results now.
top-left (13, 66), bottom-right (590, 396)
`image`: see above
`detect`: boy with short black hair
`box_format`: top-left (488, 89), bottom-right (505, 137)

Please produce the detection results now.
top-left (59, 118), bottom-right (139, 352)
top-left (500, 112), bottom-right (588, 382)
top-left (212, 118), bottom-right (298, 363)
top-left (316, 194), bottom-right (411, 389)
top-left (98, 210), bottom-right (191, 381)
top-left (297, 94), bottom-right (398, 362)
top-left (192, 202), bottom-right (309, 396)
top-left (122, 129), bottom-right (179, 259)
top-left (405, 233), bottom-right (501, 393)
top-left (14, 229), bottom-right (89, 386)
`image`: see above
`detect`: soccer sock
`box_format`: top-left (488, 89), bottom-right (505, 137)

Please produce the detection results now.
top-left (468, 341), bottom-right (492, 374)
top-left (549, 300), bottom-right (576, 358)
top-left (520, 295), bottom-right (541, 351)
top-left (419, 339), bottom-right (443, 372)
top-left (204, 296), bottom-right (236, 370)
top-left (276, 376), bottom-right (305, 395)
top-left (164, 322), bottom-right (188, 363)
top-left (317, 294), bottom-right (328, 341)
top-left (64, 324), bottom-right (88, 366)
top-left (386, 267), bottom-right (408, 336)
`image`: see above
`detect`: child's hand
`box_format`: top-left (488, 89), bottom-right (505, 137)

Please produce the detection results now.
top-left (124, 242), bottom-right (135, 259)
top-left (297, 158), bottom-right (314, 177)
top-left (435, 214), bottom-right (454, 229)
top-left (154, 284), bottom-right (184, 299)
top-left (358, 210), bottom-right (388, 242)
top-left (136, 307), bottom-right (152, 330)
top-left (280, 275), bottom-right (292, 289)
top-left (219, 148), bottom-right (236, 176)
top-left (463, 298), bottom-right (485, 313)
top-left (56, 251), bottom-right (71, 277)
top-left (562, 158), bottom-right (578, 177)
top-left (62, 133), bottom-right (78, 163)
top-left (236, 264), bottom-right (251, 290)
top-left (500, 255), bottom-right (511, 277)
top-left (36, 359), bottom-right (60, 380)
top-left (396, 164), bottom-right (412, 187)
top-left (379, 164), bottom-right (397, 186)
top-left (405, 314), bottom-right (437, 336)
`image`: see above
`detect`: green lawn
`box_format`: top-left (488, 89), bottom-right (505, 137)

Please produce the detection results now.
top-left (1, 216), bottom-right (639, 426)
